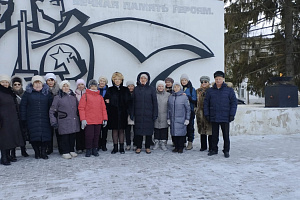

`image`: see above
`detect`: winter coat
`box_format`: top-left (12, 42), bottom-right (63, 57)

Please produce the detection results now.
top-left (78, 89), bottom-right (108, 125)
top-left (127, 92), bottom-right (134, 125)
top-left (182, 81), bottom-right (197, 111)
top-left (0, 85), bottom-right (24, 150)
top-left (154, 90), bottom-right (170, 129)
top-left (105, 83), bottom-right (131, 130)
top-left (195, 86), bottom-right (212, 135)
top-left (204, 82), bottom-right (238, 123)
top-left (167, 90), bottom-right (191, 136)
top-left (49, 90), bottom-right (80, 135)
top-left (20, 83), bottom-right (53, 142)
top-left (133, 72), bottom-right (158, 136)
top-left (49, 83), bottom-right (60, 96)
top-left (99, 85), bottom-right (108, 98)
top-left (75, 88), bottom-right (86, 102)
top-left (13, 88), bottom-right (24, 105)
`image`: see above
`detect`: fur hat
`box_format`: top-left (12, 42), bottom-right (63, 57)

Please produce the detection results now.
top-left (126, 80), bottom-right (135, 87)
top-left (98, 76), bottom-right (108, 85)
top-left (11, 76), bottom-right (23, 85)
top-left (156, 80), bottom-right (165, 89)
top-left (44, 73), bottom-right (57, 81)
top-left (214, 71), bottom-right (225, 78)
top-left (180, 74), bottom-right (189, 82)
top-left (76, 79), bottom-right (86, 86)
top-left (0, 74), bottom-right (11, 83)
top-left (200, 76), bottom-right (210, 83)
top-left (59, 80), bottom-right (71, 89)
top-left (88, 79), bottom-right (98, 88)
top-left (31, 75), bottom-right (45, 84)
top-left (172, 82), bottom-right (183, 90)
top-left (165, 77), bottom-right (174, 84)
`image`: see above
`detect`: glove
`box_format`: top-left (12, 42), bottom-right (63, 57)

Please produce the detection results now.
top-left (81, 120), bottom-right (87, 129)
top-left (229, 115), bottom-right (235, 122)
top-left (205, 116), bottom-right (210, 122)
top-left (103, 120), bottom-right (107, 127)
top-left (52, 123), bottom-right (59, 129)
top-left (184, 120), bottom-right (189, 126)
top-left (167, 119), bottom-right (170, 125)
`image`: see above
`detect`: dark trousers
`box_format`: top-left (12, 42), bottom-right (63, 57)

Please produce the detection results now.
top-left (172, 136), bottom-right (185, 150)
top-left (125, 125), bottom-right (135, 146)
top-left (154, 128), bottom-right (168, 140)
top-left (135, 135), bottom-right (152, 149)
top-left (85, 124), bottom-right (101, 149)
top-left (98, 124), bottom-right (108, 148)
top-left (211, 122), bottom-right (230, 153)
top-left (60, 133), bottom-right (76, 154)
top-left (48, 128), bottom-right (61, 153)
top-left (76, 128), bottom-right (85, 151)
top-left (186, 110), bottom-right (195, 142)
top-left (200, 134), bottom-right (212, 151)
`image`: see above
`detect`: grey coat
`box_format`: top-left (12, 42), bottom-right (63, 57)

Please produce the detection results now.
top-left (49, 90), bottom-right (80, 135)
top-left (154, 90), bottom-right (170, 129)
top-left (167, 90), bottom-right (191, 136)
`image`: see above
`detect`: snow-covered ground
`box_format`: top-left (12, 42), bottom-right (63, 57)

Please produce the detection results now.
top-left (0, 133), bottom-right (299, 200)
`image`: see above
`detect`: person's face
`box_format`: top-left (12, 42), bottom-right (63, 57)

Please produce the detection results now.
top-left (173, 85), bottom-right (181, 93)
top-left (0, 80), bottom-right (9, 88)
top-left (13, 81), bottom-right (22, 91)
top-left (128, 84), bottom-right (134, 92)
top-left (89, 85), bottom-right (97, 91)
top-left (77, 83), bottom-right (85, 91)
top-left (214, 76), bottom-right (224, 87)
top-left (140, 76), bottom-right (148, 85)
top-left (46, 78), bottom-right (55, 87)
top-left (33, 81), bottom-right (43, 91)
top-left (181, 79), bottom-right (188, 86)
top-left (99, 79), bottom-right (106, 88)
top-left (201, 80), bottom-right (209, 88)
top-left (165, 81), bottom-right (173, 87)
top-left (113, 77), bottom-right (122, 86)
top-left (62, 84), bottom-right (70, 93)
top-left (157, 85), bottom-right (164, 92)
top-left (0, 0), bottom-right (9, 21)
top-left (36, 0), bottom-right (64, 22)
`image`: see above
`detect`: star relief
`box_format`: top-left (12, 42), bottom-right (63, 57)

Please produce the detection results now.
top-left (50, 46), bottom-right (72, 70)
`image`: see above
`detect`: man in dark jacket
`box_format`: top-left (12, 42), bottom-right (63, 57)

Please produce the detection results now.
top-left (204, 71), bottom-right (237, 158)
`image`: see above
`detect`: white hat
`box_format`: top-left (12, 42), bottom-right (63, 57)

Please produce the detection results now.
top-left (156, 80), bottom-right (165, 89)
top-left (59, 80), bottom-right (71, 89)
top-left (76, 79), bottom-right (86, 86)
top-left (0, 74), bottom-right (11, 83)
top-left (44, 73), bottom-right (56, 81)
top-left (172, 82), bottom-right (183, 90)
top-left (140, 74), bottom-right (148, 79)
top-left (126, 80), bottom-right (135, 87)
top-left (31, 75), bottom-right (45, 84)
top-left (180, 74), bottom-right (189, 82)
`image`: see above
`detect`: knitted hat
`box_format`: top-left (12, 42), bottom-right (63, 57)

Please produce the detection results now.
top-left (88, 79), bottom-right (98, 88)
top-left (0, 74), bottom-right (11, 83)
top-left (156, 80), bottom-right (165, 89)
top-left (140, 74), bottom-right (148, 79)
top-left (180, 74), bottom-right (189, 81)
top-left (31, 75), bottom-right (45, 84)
top-left (11, 76), bottom-right (23, 85)
top-left (44, 73), bottom-right (56, 81)
top-left (59, 80), bottom-right (71, 89)
top-left (76, 79), bottom-right (86, 86)
top-left (214, 71), bottom-right (225, 78)
top-left (98, 76), bottom-right (108, 85)
top-left (172, 82), bottom-right (182, 90)
top-left (126, 80), bottom-right (135, 87)
top-left (165, 77), bottom-right (174, 84)
top-left (200, 76), bottom-right (210, 83)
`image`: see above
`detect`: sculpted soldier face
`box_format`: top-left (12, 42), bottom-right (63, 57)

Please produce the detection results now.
top-left (35, 0), bottom-right (64, 22)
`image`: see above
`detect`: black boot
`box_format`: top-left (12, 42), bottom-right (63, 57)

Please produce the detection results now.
top-left (41, 144), bottom-right (48, 159)
top-left (85, 149), bottom-right (92, 157)
top-left (111, 144), bottom-right (118, 154)
top-left (1, 150), bottom-right (11, 165)
top-left (92, 148), bottom-right (99, 157)
top-left (10, 148), bottom-right (17, 162)
top-left (21, 146), bottom-right (29, 157)
top-left (119, 143), bottom-right (125, 154)
top-left (32, 144), bottom-right (40, 159)
top-left (101, 141), bottom-right (107, 151)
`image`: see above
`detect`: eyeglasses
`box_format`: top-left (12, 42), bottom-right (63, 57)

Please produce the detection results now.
top-left (201, 81), bottom-right (208, 84)
top-left (13, 83), bottom-right (21, 86)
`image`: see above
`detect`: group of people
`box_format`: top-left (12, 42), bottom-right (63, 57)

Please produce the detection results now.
top-left (0, 70), bottom-right (237, 165)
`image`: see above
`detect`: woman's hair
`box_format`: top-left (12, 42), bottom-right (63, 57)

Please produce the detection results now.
top-left (111, 72), bottom-right (124, 81)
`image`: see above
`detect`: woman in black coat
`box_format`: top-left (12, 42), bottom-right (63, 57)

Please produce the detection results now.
top-left (20, 75), bottom-right (53, 159)
top-left (0, 75), bottom-right (24, 165)
top-left (105, 72), bottom-right (131, 154)
top-left (132, 72), bottom-right (158, 154)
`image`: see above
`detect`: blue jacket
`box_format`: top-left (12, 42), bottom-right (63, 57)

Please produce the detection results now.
top-left (204, 82), bottom-right (237, 123)
top-left (182, 81), bottom-right (197, 111)
top-left (20, 84), bottom-right (53, 142)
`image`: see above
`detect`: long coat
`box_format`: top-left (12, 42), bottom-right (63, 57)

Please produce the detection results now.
top-left (105, 83), bottom-right (131, 130)
top-left (133, 72), bottom-right (158, 136)
top-left (0, 85), bottom-right (24, 150)
top-left (167, 90), bottom-right (191, 136)
top-left (204, 82), bottom-right (237, 123)
top-left (154, 90), bottom-right (170, 129)
top-left (20, 83), bottom-right (53, 142)
top-left (49, 90), bottom-right (80, 135)
top-left (195, 86), bottom-right (212, 135)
